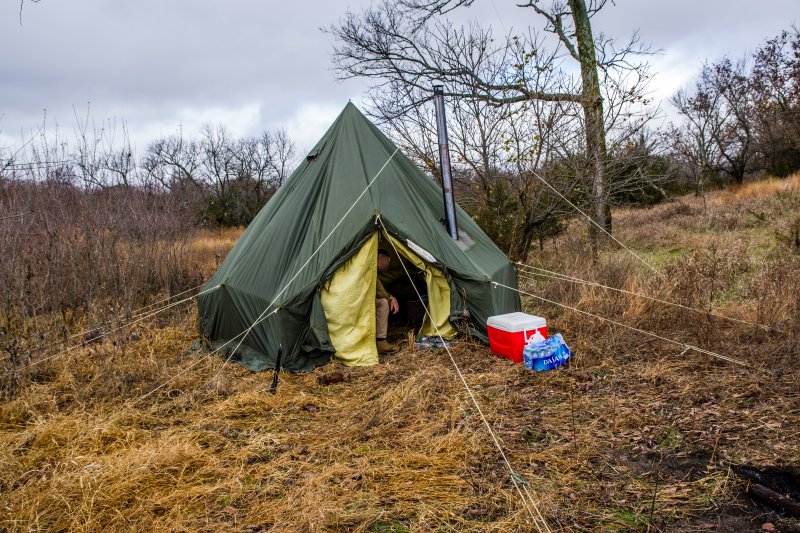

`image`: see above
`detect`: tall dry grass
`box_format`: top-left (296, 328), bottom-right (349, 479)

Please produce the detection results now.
top-left (0, 179), bottom-right (224, 400)
top-left (190, 226), bottom-right (246, 273)
top-left (721, 171), bottom-right (800, 201)
top-left (522, 177), bottom-right (800, 370)
top-left (0, 180), bottom-right (799, 531)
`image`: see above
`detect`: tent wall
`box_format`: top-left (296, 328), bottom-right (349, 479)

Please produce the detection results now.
top-left (321, 233), bottom-right (379, 366)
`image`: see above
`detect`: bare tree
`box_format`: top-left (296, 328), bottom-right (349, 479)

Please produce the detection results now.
top-left (142, 129), bottom-right (201, 191)
top-left (142, 124), bottom-right (297, 226)
top-left (750, 28), bottom-right (800, 176)
top-left (232, 128), bottom-right (296, 207)
top-left (670, 83), bottom-right (726, 196)
top-left (671, 60), bottom-right (757, 186)
top-left (199, 123), bottom-right (237, 201)
top-left (69, 107), bottom-right (141, 189)
top-left (330, 0), bottom-right (653, 252)
top-left (97, 119), bottom-right (136, 188)
top-left (8, 108), bottom-right (297, 226)
top-left (710, 59), bottom-right (756, 183)
top-left (373, 79), bottom-right (586, 260)
top-left (670, 27), bottom-right (800, 188)
top-left (268, 129), bottom-right (296, 187)
top-left (72, 105), bottom-right (104, 189)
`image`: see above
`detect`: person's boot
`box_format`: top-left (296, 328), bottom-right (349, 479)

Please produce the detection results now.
top-left (376, 338), bottom-right (400, 354)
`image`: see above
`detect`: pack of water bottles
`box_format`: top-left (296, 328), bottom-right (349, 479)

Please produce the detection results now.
top-left (522, 331), bottom-right (572, 372)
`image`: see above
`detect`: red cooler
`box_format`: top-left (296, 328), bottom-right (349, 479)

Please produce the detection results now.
top-left (487, 312), bottom-right (548, 363)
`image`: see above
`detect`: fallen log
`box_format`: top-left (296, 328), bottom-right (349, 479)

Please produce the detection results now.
top-left (749, 483), bottom-right (800, 518)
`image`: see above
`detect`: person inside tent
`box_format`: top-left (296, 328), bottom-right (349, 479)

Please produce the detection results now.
top-left (376, 249), bottom-right (400, 353)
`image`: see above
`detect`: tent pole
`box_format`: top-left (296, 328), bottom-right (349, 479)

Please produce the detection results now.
top-left (433, 85), bottom-right (459, 241)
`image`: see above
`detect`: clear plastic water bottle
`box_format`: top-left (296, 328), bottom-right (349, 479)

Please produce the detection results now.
top-left (523, 330), bottom-right (546, 370)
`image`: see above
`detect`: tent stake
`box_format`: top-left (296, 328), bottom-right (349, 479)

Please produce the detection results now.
top-left (269, 344), bottom-right (283, 395)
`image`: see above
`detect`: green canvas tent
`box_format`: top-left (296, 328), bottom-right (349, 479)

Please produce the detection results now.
top-left (197, 103), bottom-right (520, 372)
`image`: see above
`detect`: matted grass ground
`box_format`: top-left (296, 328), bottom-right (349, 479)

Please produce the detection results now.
top-left (1, 177), bottom-right (799, 531)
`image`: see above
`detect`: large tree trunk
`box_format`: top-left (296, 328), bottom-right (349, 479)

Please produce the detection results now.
top-left (571, 0), bottom-right (610, 251)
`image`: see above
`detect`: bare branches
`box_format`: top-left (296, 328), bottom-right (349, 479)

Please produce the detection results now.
top-left (4, 108), bottom-right (298, 228)
top-left (18, 0), bottom-right (41, 26)
top-left (669, 26), bottom-right (800, 191)
top-left (0, 211), bottom-right (32, 221)
top-left (330, 5), bottom-right (583, 115)
top-left (517, 0), bottom-right (579, 60)
top-left (143, 130), bottom-right (201, 191)
top-left (670, 58), bottom-right (760, 186)
top-left (371, 71), bottom-right (602, 259)
top-left (330, 0), bottom-right (656, 245)
top-left (395, 0), bottom-right (475, 26)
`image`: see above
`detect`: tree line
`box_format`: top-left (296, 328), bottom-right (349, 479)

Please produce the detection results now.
top-left (1, 3), bottom-right (798, 263)
top-left (669, 28), bottom-right (800, 191)
top-left (2, 117), bottom-right (295, 227)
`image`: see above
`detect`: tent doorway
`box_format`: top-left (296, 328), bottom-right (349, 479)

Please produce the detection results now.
top-left (377, 237), bottom-right (428, 331)
top-left (319, 231), bottom-right (456, 367)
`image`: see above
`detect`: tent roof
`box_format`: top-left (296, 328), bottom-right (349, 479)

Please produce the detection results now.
top-left (211, 102), bottom-right (510, 290)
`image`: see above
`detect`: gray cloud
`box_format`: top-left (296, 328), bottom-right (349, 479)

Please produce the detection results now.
top-left (1, 0), bottom-right (797, 153)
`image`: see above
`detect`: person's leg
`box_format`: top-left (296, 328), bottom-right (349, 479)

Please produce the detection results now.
top-left (376, 298), bottom-right (389, 340)
top-left (375, 298), bottom-right (398, 353)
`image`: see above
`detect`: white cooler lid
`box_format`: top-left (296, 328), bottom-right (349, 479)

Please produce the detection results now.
top-left (487, 312), bottom-right (546, 332)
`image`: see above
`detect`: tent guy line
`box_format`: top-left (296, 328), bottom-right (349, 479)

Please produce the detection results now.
top-left (492, 281), bottom-right (748, 367)
top-left (529, 170), bottom-right (663, 278)
top-left (378, 217), bottom-right (552, 533)
top-left (126, 283), bottom-right (209, 320)
top-left (515, 263), bottom-right (779, 332)
top-left (25, 284), bottom-right (222, 369)
top-left (29, 282), bottom-right (210, 356)
top-left (135, 309), bottom-right (281, 405)
top-left (90, 307), bottom-right (281, 432)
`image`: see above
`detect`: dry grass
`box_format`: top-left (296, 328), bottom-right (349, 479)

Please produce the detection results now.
top-left (190, 226), bottom-right (247, 275)
top-left (721, 172), bottom-right (800, 202)
top-left (1, 184), bottom-right (800, 532)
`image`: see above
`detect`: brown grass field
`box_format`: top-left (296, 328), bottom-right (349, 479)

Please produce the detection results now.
top-left (1, 176), bottom-right (799, 531)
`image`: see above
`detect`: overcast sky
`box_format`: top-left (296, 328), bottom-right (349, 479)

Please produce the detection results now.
top-left (1, 0), bottom-right (797, 156)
